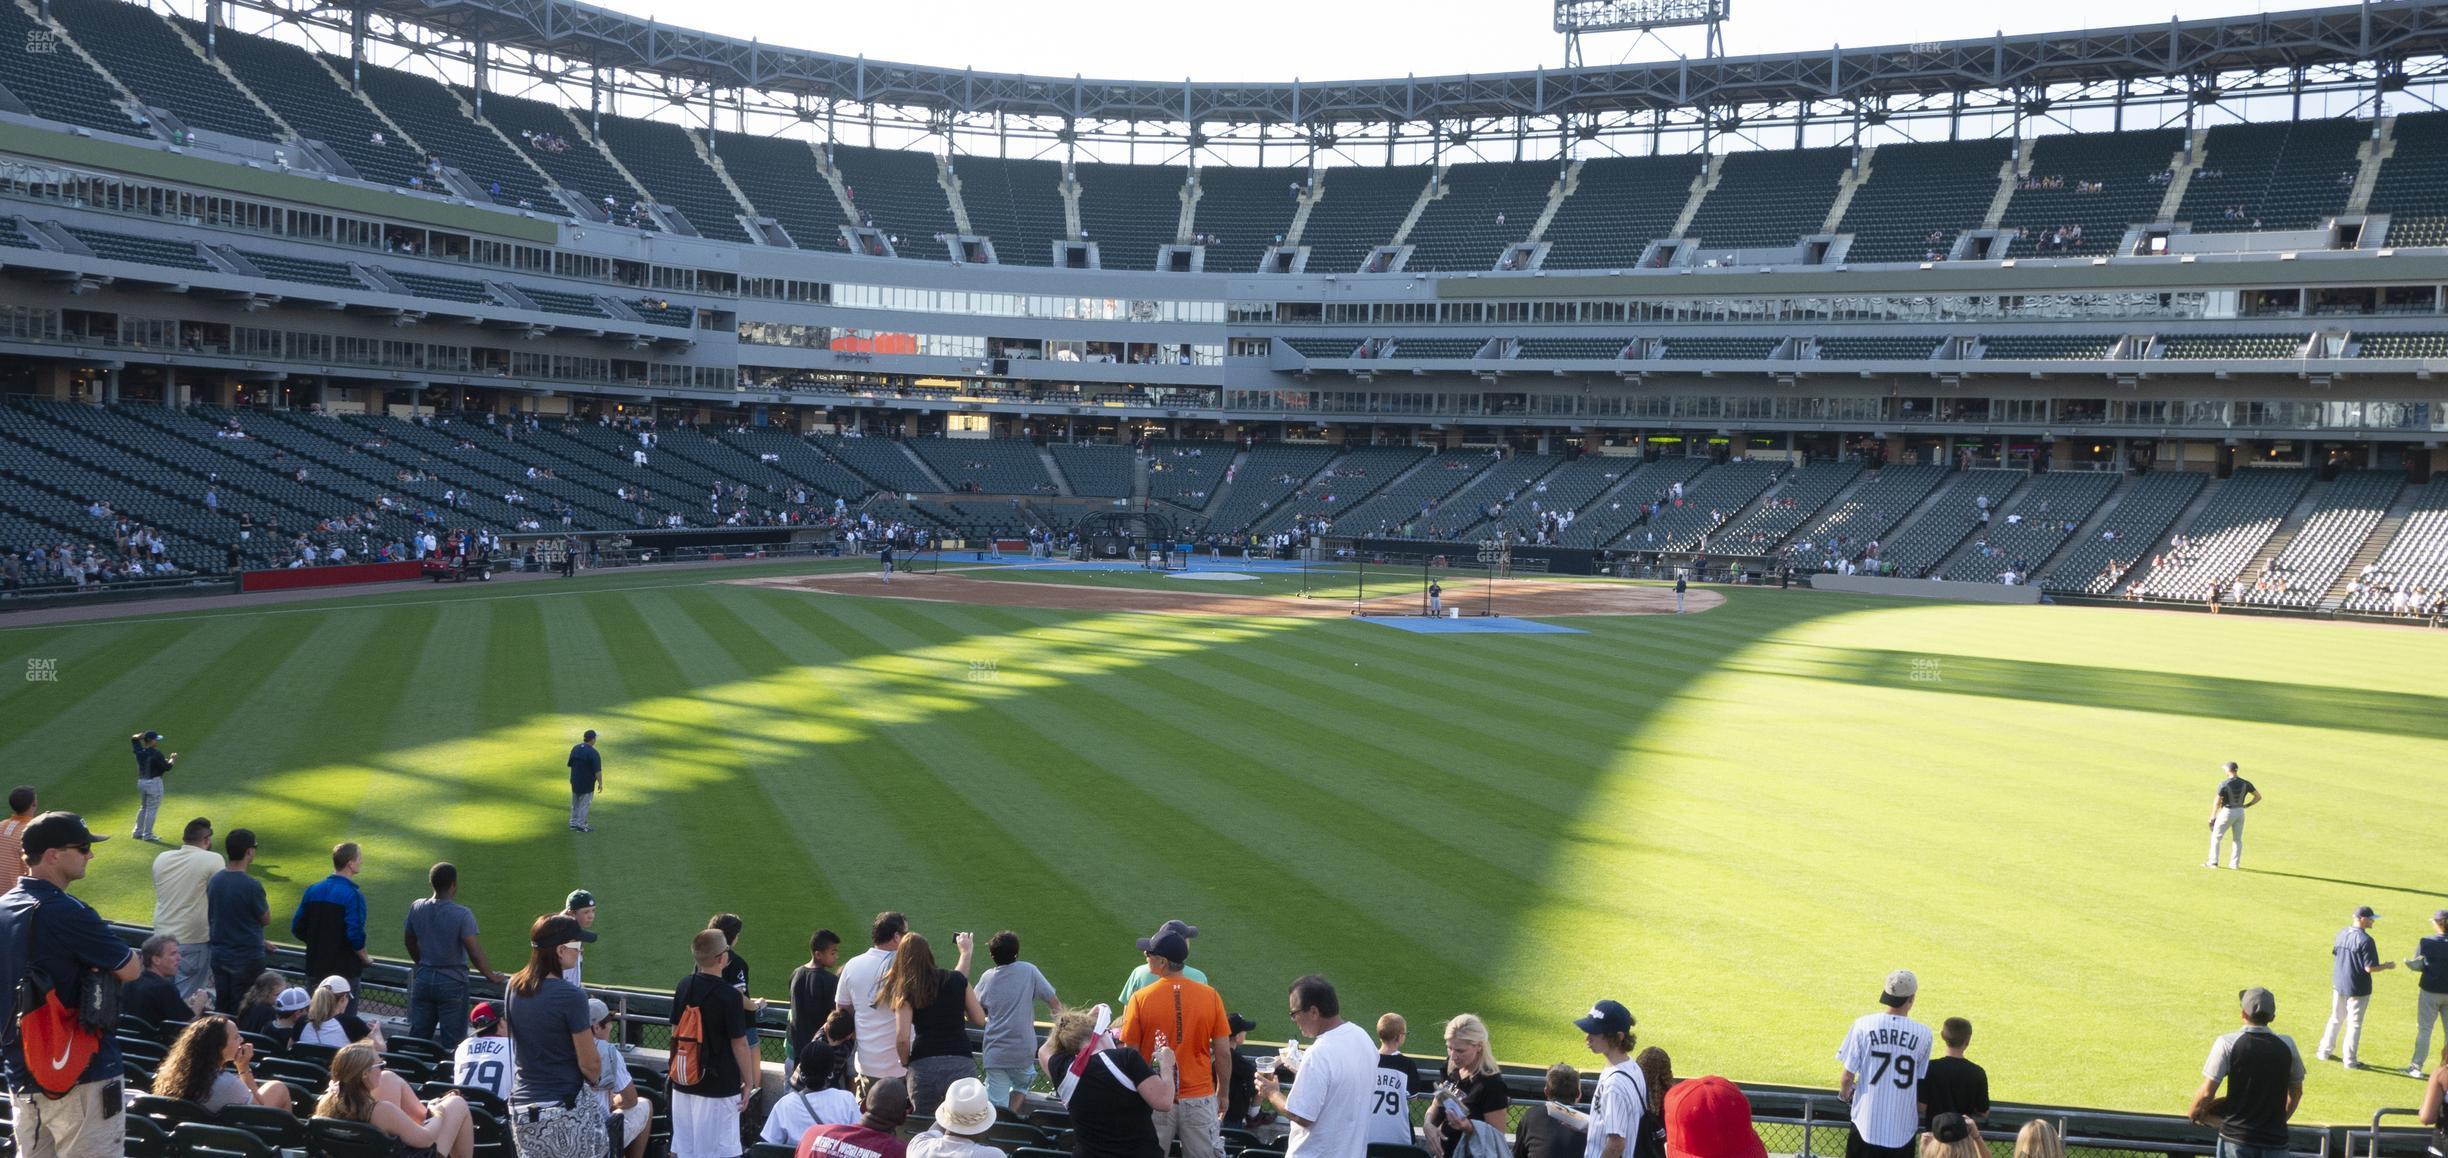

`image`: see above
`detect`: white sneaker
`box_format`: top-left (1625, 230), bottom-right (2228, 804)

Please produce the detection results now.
top-left (2317, 1050), bottom-right (2335, 1062)
top-left (2406, 1065), bottom-right (2426, 1078)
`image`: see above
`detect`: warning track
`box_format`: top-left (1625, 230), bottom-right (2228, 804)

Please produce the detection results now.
top-left (725, 571), bottom-right (1717, 619)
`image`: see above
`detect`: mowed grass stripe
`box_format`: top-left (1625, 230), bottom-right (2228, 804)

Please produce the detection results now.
top-left (0, 618), bottom-right (272, 815)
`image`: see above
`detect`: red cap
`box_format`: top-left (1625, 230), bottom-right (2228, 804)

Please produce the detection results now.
top-left (1665, 1076), bottom-right (1767, 1158)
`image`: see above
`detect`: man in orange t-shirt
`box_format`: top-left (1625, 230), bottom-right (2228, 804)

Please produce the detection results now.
top-left (1118, 927), bottom-right (1232, 1158)
top-left (0, 786), bottom-right (35, 874)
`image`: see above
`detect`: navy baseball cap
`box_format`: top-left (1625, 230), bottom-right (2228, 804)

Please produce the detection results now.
top-left (1139, 930), bottom-right (1189, 964)
top-left (22, 813), bottom-right (106, 859)
top-left (2355, 905), bottom-right (2378, 920)
top-left (1574, 999), bottom-right (1634, 1035)
top-left (2433, 910), bottom-right (2448, 924)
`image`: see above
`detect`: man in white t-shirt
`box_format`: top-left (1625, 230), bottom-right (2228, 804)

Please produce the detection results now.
top-left (1259, 975), bottom-right (1374, 1158)
top-left (835, 911), bottom-right (908, 1085)
top-left (1836, 970), bottom-right (1933, 1158)
top-left (452, 1002), bottom-right (516, 1102)
top-left (1578, 1000), bottom-right (1646, 1158)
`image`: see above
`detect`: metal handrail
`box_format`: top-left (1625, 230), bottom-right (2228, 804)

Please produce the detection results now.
top-left (2348, 1108), bottom-right (2431, 1158)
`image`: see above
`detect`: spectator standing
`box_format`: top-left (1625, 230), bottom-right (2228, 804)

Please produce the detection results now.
top-left (150, 816), bottom-right (222, 997)
top-left (911, 1079), bottom-right (1006, 1158)
top-left (1118, 920), bottom-right (1209, 1004)
top-left (404, 862), bottom-right (506, 1048)
top-left (1365, 1013), bottom-right (1415, 1146)
top-left (763, 1020), bottom-right (861, 1145)
top-left (791, 929), bottom-right (844, 1065)
top-left (2406, 910), bottom-right (2448, 1077)
top-left (589, 997), bottom-right (652, 1158)
top-left (710, 912), bottom-right (754, 995)
top-left (2205, 762), bottom-right (2261, 869)
top-left (672, 927), bottom-right (759, 1158)
top-left (1512, 1066), bottom-right (1587, 1158)
top-left (130, 730), bottom-right (175, 841)
top-left (454, 1002), bottom-right (516, 1103)
top-left (799, 1077), bottom-right (913, 1158)
top-left (569, 730), bottom-right (603, 833)
top-left (2318, 906), bottom-right (2394, 1067)
top-left (291, 842), bottom-right (369, 986)
top-left (1920, 1019), bottom-right (1989, 1126)
top-left (0, 812), bottom-right (143, 1158)
top-left (125, 934), bottom-right (208, 1026)
top-left (2191, 987), bottom-right (2304, 1158)
top-left (886, 932), bottom-right (984, 1114)
top-left (1836, 971), bottom-right (1931, 1158)
top-left (1426, 1014), bottom-right (1511, 1158)
top-left (1044, 1008), bottom-right (1170, 1158)
top-left (1633, 1048), bottom-right (1673, 1158)
top-left (839, 911), bottom-right (910, 1086)
top-left (206, 828), bottom-right (269, 1013)
top-left (1662, 1075), bottom-right (1766, 1158)
top-left (0, 786), bottom-right (37, 872)
top-left (562, 890), bottom-right (597, 988)
top-left (1118, 928), bottom-right (1231, 1158)
top-left (977, 929), bottom-right (1064, 1114)
top-left (1579, 1001), bottom-right (1647, 1158)
top-left (1261, 975), bottom-right (1374, 1158)
top-left (503, 914), bottom-right (605, 1158)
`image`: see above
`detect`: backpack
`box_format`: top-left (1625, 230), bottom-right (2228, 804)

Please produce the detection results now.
top-left (3, 889), bottom-right (109, 1099)
top-left (668, 979), bottom-right (709, 1088)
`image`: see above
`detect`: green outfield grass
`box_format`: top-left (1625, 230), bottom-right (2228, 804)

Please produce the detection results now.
top-left (1, 567), bottom-right (2442, 1121)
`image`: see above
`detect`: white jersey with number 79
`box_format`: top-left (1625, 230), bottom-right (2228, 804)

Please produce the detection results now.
top-left (1836, 1012), bottom-right (1932, 1148)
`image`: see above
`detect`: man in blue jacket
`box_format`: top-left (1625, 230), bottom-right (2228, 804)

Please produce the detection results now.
top-left (290, 842), bottom-right (367, 986)
top-left (2408, 909), bottom-right (2448, 1077)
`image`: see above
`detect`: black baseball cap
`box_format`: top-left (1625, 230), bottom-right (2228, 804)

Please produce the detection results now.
top-left (1140, 931), bottom-right (1189, 964)
top-left (21, 813), bottom-right (105, 859)
top-left (1227, 1012), bottom-right (1257, 1036)
top-left (566, 889), bottom-right (597, 912)
top-left (139, 730), bottom-right (162, 741)
top-left (532, 915), bottom-right (598, 948)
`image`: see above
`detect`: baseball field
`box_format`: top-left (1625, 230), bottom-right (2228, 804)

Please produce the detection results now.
top-left (0, 558), bottom-right (2441, 1121)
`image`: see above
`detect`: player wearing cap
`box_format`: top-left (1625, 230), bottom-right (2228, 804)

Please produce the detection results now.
top-left (2408, 910), bottom-right (2448, 1078)
top-left (0, 813), bottom-right (145, 1158)
top-left (454, 1002), bottom-right (516, 1103)
top-left (1577, 1000), bottom-right (1646, 1158)
top-left (2205, 763), bottom-right (2261, 869)
top-left (2318, 906), bottom-right (2396, 1068)
top-left (2191, 987), bottom-right (2304, 1158)
top-left (561, 891), bottom-right (598, 988)
top-left (569, 730), bottom-right (603, 834)
top-left (1836, 971), bottom-right (1932, 1158)
top-left (130, 730), bottom-right (175, 842)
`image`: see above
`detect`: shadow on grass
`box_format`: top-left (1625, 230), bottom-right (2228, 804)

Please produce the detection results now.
top-left (1749, 645), bottom-right (2448, 741)
top-left (2239, 869), bottom-right (2448, 899)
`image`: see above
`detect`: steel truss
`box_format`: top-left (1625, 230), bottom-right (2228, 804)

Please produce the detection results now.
top-left (195, 0), bottom-right (2448, 165)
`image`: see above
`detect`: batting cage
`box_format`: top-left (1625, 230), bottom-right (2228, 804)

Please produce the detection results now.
top-left (1074, 511), bottom-right (1187, 570)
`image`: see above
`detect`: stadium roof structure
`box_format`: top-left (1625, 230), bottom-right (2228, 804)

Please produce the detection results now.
top-left (227, 0), bottom-right (2448, 158)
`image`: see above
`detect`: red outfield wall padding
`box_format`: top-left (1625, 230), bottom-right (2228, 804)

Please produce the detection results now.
top-left (237, 561), bottom-right (426, 593)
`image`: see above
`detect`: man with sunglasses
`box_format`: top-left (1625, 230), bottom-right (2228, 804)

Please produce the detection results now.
top-left (0, 813), bottom-right (144, 1158)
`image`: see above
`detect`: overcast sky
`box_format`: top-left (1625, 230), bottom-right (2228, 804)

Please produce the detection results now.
top-left (583, 0), bottom-right (2290, 81)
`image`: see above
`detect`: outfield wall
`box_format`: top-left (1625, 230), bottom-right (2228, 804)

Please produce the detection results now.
top-left (1809, 574), bottom-right (2044, 603)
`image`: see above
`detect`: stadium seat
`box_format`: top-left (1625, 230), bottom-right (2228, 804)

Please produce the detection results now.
top-left (131, 1095), bottom-right (216, 1131)
top-left (1331, 452), bottom-right (1495, 539)
top-left (2129, 467), bottom-right (2312, 601)
top-left (955, 155), bottom-right (1068, 265)
top-left (1781, 464), bottom-right (1950, 572)
top-left (473, 90), bottom-right (648, 223)
top-left (1836, 139), bottom-right (2014, 263)
top-left (1998, 129), bottom-right (2187, 258)
top-left (45, 0), bottom-right (278, 141)
top-left (2041, 471), bottom-right (2209, 594)
top-left (1189, 166), bottom-right (1307, 273)
top-left (1937, 472), bottom-right (2119, 582)
top-left (0, 0), bottom-right (143, 135)
top-left (170, 1121), bottom-right (278, 1158)
top-left (1404, 161), bottom-right (1555, 272)
top-left (1076, 163), bottom-right (1188, 270)
top-left (2340, 477), bottom-right (2448, 614)
top-left (2176, 119), bottom-right (2366, 233)
top-left (195, 22), bottom-right (424, 190)
top-left (1685, 147), bottom-right (1851, 251)
top-left (1876, 470), bottom-right (2029, 577)
top-left (714, 134), bottom-right (849, 249)
top-left (125, 1111), bottom-right (174, 1158)
top-left (1049, 443), bottom-right (1135, 499)
top-left (348, 61), bottom-right (554, 208)
top-left (307, 1116), bottom-right (404, 1158)
top-left (1301, 166), bottom-right (1433, 273)
top-left (1252, 446), bottom-right (1432, 536)
top-left (2241, 470), bottom-right (2403, 608)
top-left (1708, 460), bottom-right (1864, 555)
top-left (1539, 153), bottom-right (1707, 270)
top-left (1368, 1145), bottom-right (1433, 1158)
top-left (594, 117), bottom-right (754, 244)
top-left (216, 1103), bottom-right (311, 1151)
top-left (833, 144), bottom-right (959, 262)
top-left (2369, 111), bottom-right (2448, 247)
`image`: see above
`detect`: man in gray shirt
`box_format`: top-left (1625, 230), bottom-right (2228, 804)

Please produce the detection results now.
top-left (403, 862), bottom-right (505, 1048)
top-left (973, 929), bottom-right (1063, 1114)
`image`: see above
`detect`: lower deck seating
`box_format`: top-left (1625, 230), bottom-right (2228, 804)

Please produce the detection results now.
top-left (1782, 465), bottom-right (1950, 572)
top-left (1047, 443), bottom-right (1134, 498)
top-left (1937, 471), bottom-right (2119, 582)
top-left (2041, 471), bottom-right (2208, 594)
top-left (2130, 467), bottom-right (2312, 601)
top-left (2241, 470), bottom-right (2404, 608)
top-left (2341, 477), bottom-right (2448, 614)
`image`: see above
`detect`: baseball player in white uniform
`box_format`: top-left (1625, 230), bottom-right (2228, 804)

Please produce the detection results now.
top-left (2206, 762), bottom-right (2262, 869)
top-left (1837, 970), bottom-right (1933, 1158)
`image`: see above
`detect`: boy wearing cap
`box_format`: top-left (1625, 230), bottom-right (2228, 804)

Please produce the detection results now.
top-left (1578, 1001), bottom-right (1647, 1158)
top-left (0, 812), bottom-right (144, 1158)
top-left (589, 997), bottom-right (651, 1158)
top-left (2318, 906), bottom-right (2395, 1067)
top-left (2192, 987), bottom-right (2304, 1158)
top-left (1835, 972), bottom-right (1931, 1158)
top-left (562, 891), bottom-right (597, 988)
top-left (130, 731), bottom-right (174, 842)
top-left (454, 1002), bottom-right (517, 1103)
top-left (1118, 927), bottom-right (1232, 1158)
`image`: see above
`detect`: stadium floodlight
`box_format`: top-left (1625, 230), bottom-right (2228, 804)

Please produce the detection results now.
top-left (1553, 0), bottom-right (1729, 36)
top-left (1555, 0), bottom-right (1727, 67)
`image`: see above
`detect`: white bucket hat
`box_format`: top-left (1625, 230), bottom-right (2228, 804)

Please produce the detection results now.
top-left (935, 1077), bottom-right (996, 1136)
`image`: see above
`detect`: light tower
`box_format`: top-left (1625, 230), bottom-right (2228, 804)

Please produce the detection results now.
top-left (1555, 0), bottom-right (1729, 68)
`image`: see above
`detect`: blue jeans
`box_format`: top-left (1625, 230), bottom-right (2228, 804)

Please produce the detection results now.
top-left (407, 966), bottom-right (470, 1048)
top-left (2216, 1138), bottom-right (2291, 1158)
